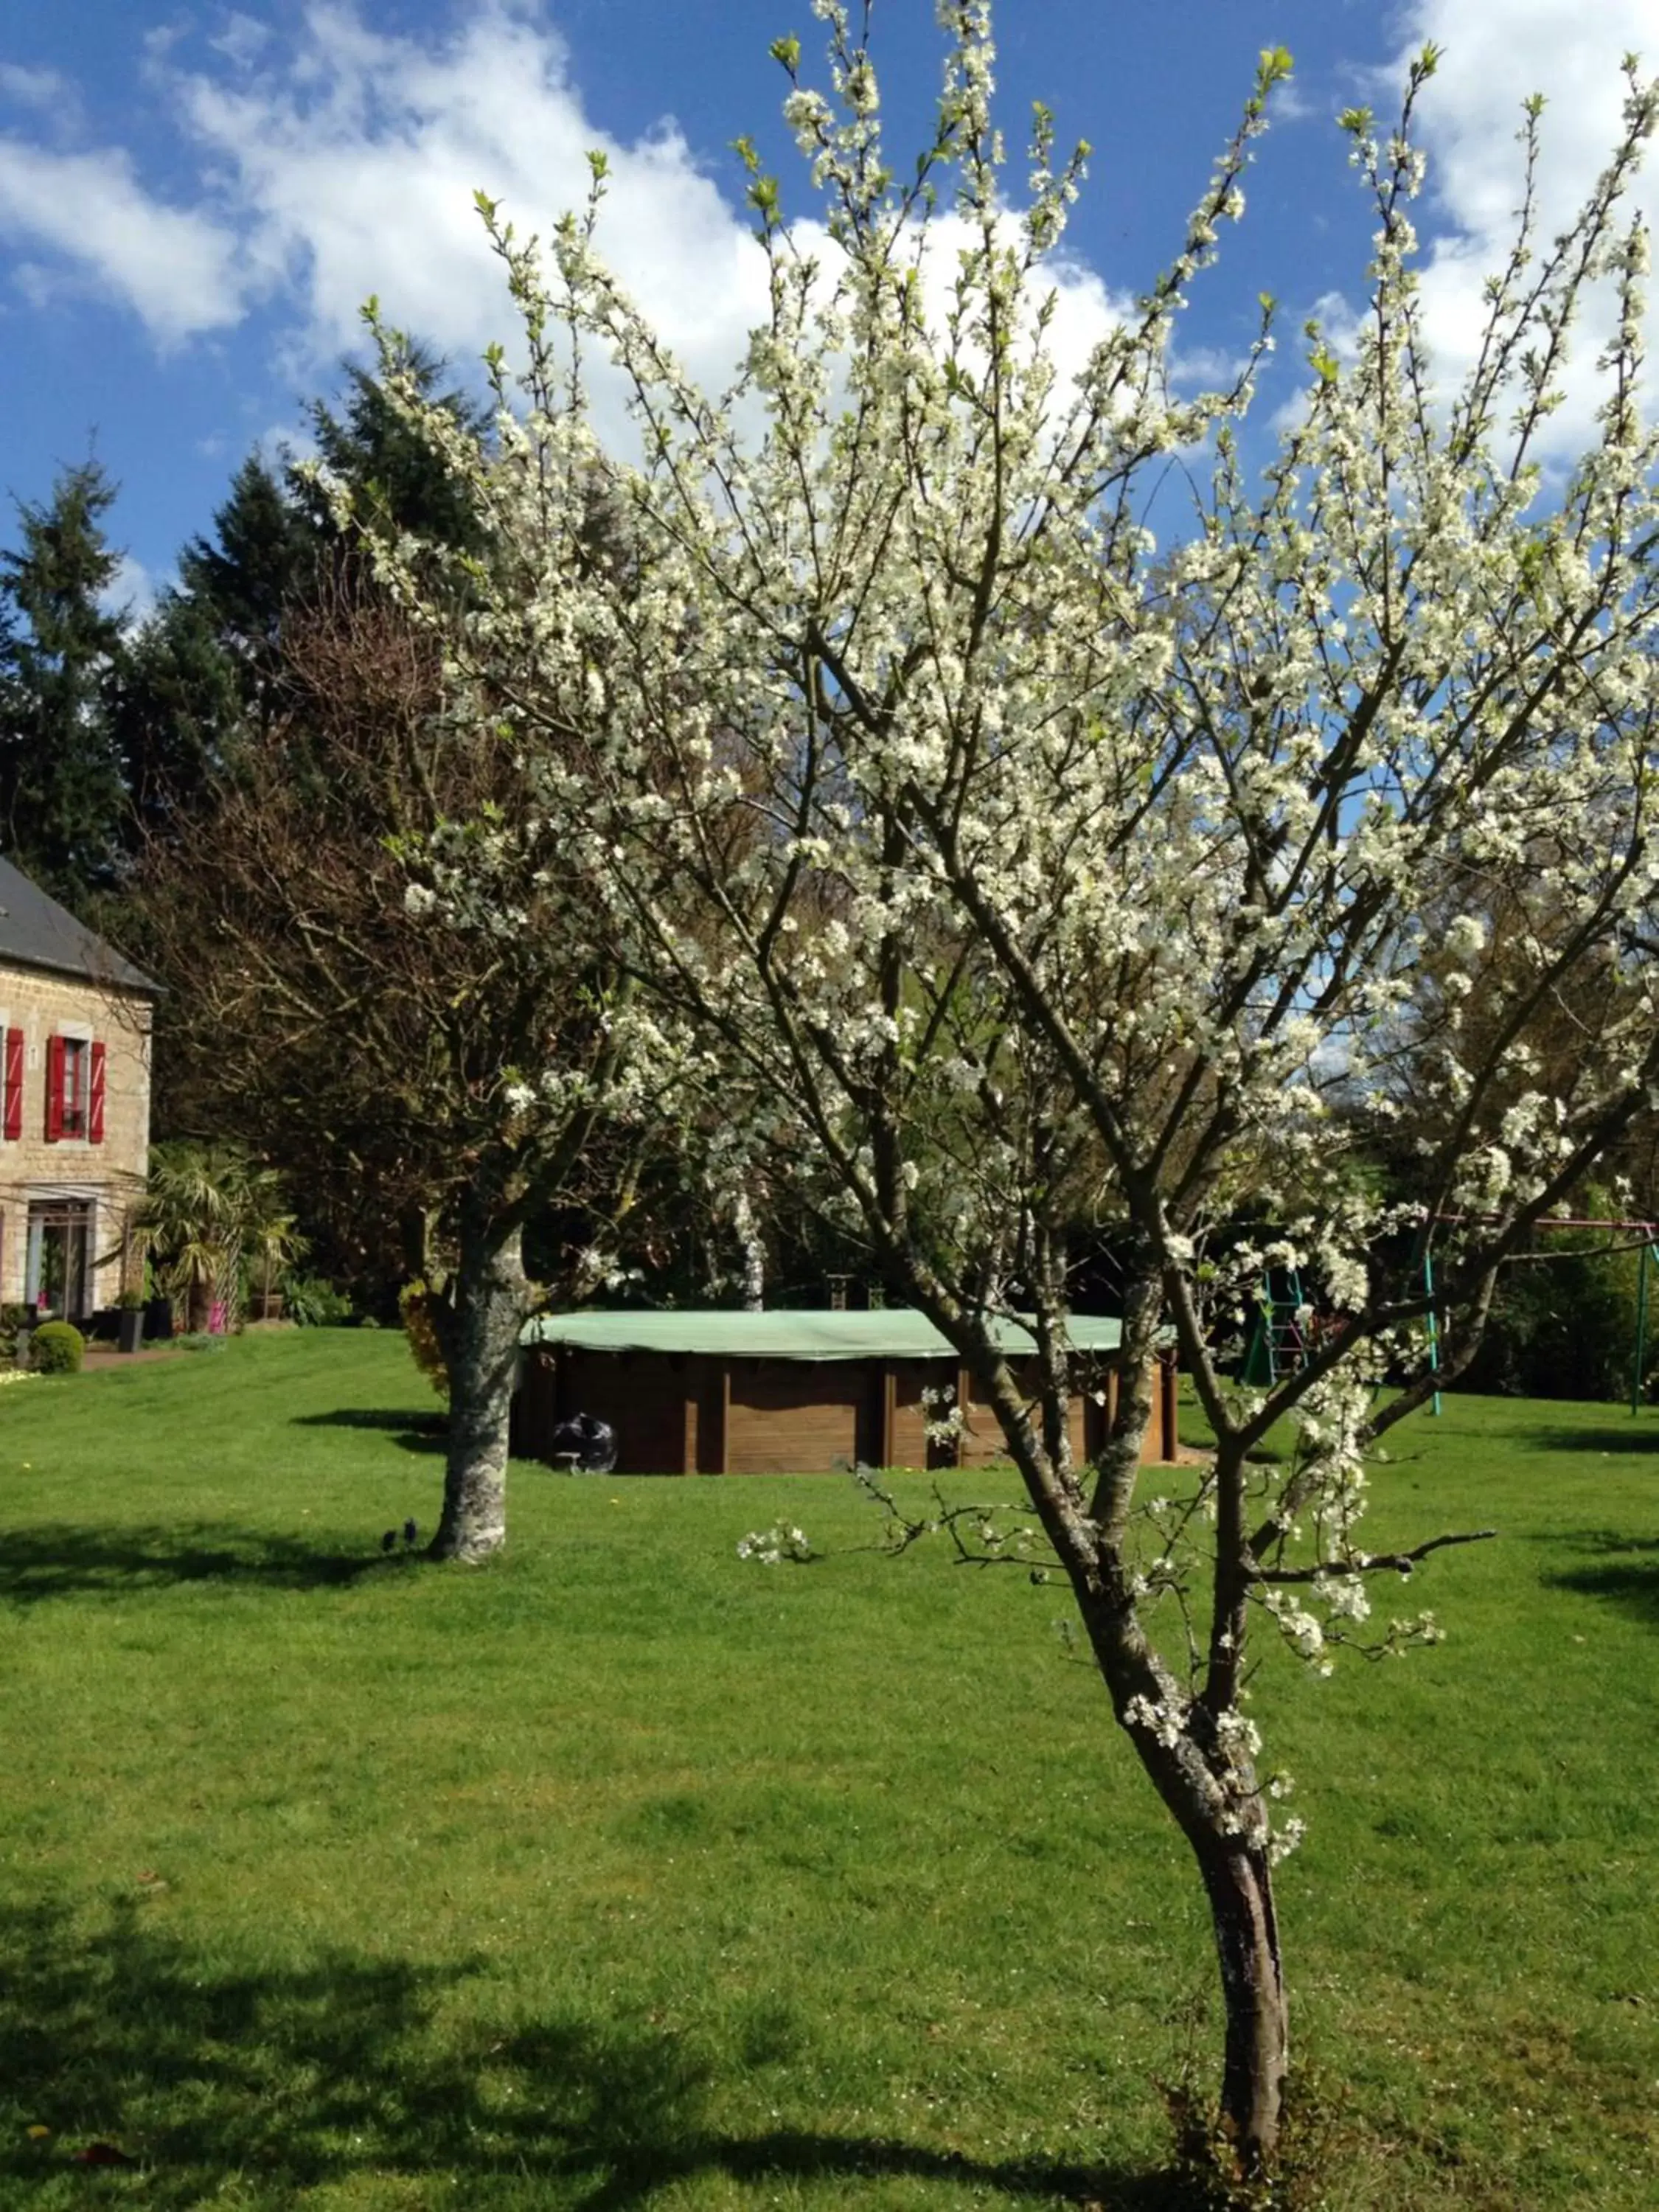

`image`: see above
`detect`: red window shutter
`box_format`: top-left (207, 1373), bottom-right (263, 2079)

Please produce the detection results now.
top-left (45, 1036), bottom-right (64, 1143)
top-left (89, 1041), bottom-right (107, 1144)
top-left (2, 1028), bottom-right (21, 1142)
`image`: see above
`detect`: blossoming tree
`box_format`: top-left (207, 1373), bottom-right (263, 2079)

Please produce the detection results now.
top-left (139, 588), bottom-right (677, 1562)
top-left (369, 1), bottom-right (1659, 2166)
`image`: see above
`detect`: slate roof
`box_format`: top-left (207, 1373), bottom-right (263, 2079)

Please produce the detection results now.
top-left (521, 1307), bottom-right (1123, 1362)
top-left (0, 855), bottom-right (160, 996)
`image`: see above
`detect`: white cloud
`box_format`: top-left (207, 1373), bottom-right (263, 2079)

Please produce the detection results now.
top-left (167, 3), bottom-right (787, 397)
top-left (0, 139), bottom-right (245, 339)
top-left (209, 12), bottom-right (273, 71)
top-left (101, 552), bottom-right (160, 627)
top-left (254, 417), bottom-right (317, 472)
top-left (19, 0), bottom-right (1652, 479)
top-left (142, 23), bottom-right (191, 66)
top-left (0, 63), bottom-right (77, 117)
top-left (9, 258), bottom-right (77, 315)
top-left (0, 1), bottom-right (1130, 453)
top-left (1267, 78), bottom-right (1315, 127)
top-left (169, 3), bottom-right (1130, 448)
top-left (1385, 0), bottom-right (1659, 456)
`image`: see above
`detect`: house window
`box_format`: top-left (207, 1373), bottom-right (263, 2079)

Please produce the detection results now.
top-left (44, 1035), bottom-right (105, 1144)
top-left (26, 1198), bottom-right (93, 1319)
top-left (60, 1038), bottom-right (88, 1137)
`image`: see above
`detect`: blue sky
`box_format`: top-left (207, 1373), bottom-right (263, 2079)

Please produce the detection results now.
top-left (1, 1), bottom-right (1655, 616)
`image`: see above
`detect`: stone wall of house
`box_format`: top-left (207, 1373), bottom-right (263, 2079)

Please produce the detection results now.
top-left (0, 963), bottom-right (154, 1317)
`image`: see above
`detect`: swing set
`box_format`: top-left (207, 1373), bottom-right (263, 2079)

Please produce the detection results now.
top-left (1242, 1215), bottom-right (1659, 1417)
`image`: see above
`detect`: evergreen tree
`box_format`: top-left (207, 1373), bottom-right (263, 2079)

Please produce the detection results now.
top-left (0, 462), bottom-right (128, 905)
top-left (108, 591), bottom-right (244, 841)
top-left (300, 341), bottom-right (491, 557)
top-left (0, 349), bottom-right (486, 906)
top-left (176, 453), bottom-right (315, 736)
top-left (149, 351), bottom-right (487, 771)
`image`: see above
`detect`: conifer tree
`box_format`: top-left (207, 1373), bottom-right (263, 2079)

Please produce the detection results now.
top-left (176, 453), bottom-right (315, 737)
top-left (0, 461), bottom-right (128, 905)
top-left (302, 341), bottom-right (491, 560)
top-left (109, 591), bottom-right (244, 841)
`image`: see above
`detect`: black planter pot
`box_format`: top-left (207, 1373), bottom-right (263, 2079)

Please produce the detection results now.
top-left (144, 1298), bottom-right (173, 1342)
top-left (118, 1308), bottom-right (145, 1354)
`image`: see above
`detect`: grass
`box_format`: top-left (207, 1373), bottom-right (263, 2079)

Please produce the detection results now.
top-left (1, 1333), bottom-right (1655, 2209)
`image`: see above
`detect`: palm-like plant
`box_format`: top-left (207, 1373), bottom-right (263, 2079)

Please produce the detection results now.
top-left (129, 1143), bottom-right (308, 1332)
top-left (244, 1188), bottom-right (308, 1321)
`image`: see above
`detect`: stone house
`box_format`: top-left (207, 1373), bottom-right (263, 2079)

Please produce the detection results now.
top-left (0, 856), bottom-right (159, 1321)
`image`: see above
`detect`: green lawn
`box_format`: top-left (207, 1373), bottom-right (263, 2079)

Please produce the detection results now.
top-left (1, 1334), bottom-right (1655, 2208)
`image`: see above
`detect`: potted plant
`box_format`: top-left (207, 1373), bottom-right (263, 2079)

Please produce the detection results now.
top-left (116, 1289), bottom-right (145, 1354)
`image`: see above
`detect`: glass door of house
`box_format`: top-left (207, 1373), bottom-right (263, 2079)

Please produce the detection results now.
top-left (25, 1200), bottom-right (93, 1318)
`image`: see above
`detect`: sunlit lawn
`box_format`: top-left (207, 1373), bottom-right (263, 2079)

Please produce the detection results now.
top-left (1, 1332), bottom-right (1655, 2208)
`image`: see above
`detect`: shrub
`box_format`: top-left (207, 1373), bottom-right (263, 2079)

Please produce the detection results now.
top-left (281, 1275), bottom-right (354, 1328)
top-left (31, 1321), bottom-right (85, 1375)
top-left (398, 1280), bottom-right (450, 1398)
top-left (1459, 1231), bottom-right (1652, 1402)
top-left (0, 1303), bottom-right (30, 1362)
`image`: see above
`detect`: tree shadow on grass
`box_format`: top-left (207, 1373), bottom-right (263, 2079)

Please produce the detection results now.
top-left (1519, 1422), bottom-right (1659, 1455)
top-left (1538, 1529), bottom-right (1659, 1628)
top-left (0, 1521), bottom-right (399, 1604)
top-left (0, 1899), bottom-right (1205, 2210)
top-left (292, 1407), bottom-right (448, 1455)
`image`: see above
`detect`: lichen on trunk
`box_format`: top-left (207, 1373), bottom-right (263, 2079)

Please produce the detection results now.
top-left (429, 1195), bottom-right (528, 1562)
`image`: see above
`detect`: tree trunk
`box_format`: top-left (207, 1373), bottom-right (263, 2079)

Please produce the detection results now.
top-left (1198, 1835), bottom-right (1287, 2172)
top-left (429, 1196), bottom-right (527, 1562)
top-left (886, 1259), bottom-right (1291, 2174)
